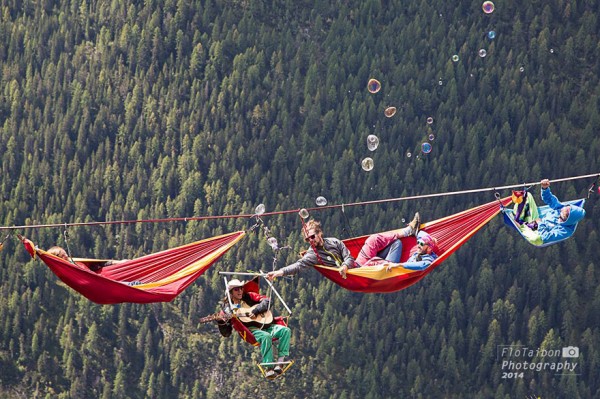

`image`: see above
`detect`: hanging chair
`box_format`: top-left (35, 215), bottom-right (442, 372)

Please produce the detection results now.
top-left (20, 231), bottom-right (245, 304)
top-left (314, 197), bottom-right (512, 293)
top-left (502, 198), bottom-right (585, 247)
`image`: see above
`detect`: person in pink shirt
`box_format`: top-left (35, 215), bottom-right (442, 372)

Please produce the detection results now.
top-left (355, 213), bottom-right (421, 266)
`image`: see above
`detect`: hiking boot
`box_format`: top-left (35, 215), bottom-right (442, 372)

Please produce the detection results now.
top-left (408, 212), bottom-right (421, 236)
top-left (265, 369), bottom-right (277, 380)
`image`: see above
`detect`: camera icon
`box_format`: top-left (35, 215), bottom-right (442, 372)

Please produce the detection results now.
top-left (562, 346), bottom-right (579, 358)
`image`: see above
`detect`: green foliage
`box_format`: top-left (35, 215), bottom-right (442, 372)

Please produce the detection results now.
top-left (0, 0), bottom-right (599, 397)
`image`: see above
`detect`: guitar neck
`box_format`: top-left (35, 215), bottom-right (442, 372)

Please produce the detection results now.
top-left (199, 314), bottom-right (224, 324)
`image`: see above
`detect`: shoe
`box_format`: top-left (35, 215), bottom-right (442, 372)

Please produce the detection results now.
top-left (408, 212), bottom-right (421, 237)
top-left (274, 365), bottom-right (283, 375)
top-left (265, 369), bottom-right (277, 380)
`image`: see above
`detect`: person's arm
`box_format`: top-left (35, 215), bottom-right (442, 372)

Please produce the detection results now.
top-left (386, 253), bottom-right (436, 272)
top-left (268, 250), bottom-right (318, 280)
top-left (332, 238), bottom-right (356, 279)
top-left (541, 185), bottom-right (564, 210)
top-left (247, 293), bottom-right (271, 315)
top-left (215, 307), bottom-right (233, 337)
top-left (335, 239), bottom-right (356, 269)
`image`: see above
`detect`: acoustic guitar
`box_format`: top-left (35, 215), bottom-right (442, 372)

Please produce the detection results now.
top-left (200, 304), bottom-right (274, 328)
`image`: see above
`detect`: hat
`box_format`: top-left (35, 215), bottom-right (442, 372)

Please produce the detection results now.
top-left (226, 279), bottom-right (245, 292)
top-left (511, 190), bottom-right (525, 204)
top-left (562, 204), bottom-right (586, 226)
top-left (418, 232), bottom-right (438, 253)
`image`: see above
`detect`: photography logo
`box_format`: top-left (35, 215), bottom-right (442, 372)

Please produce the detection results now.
top-left (497, 345), bottom-right (580, 378)
top-left (562, 346), bottom-right (579, 358)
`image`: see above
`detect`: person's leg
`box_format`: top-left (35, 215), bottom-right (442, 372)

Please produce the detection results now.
top-left (525, 192), bottom-right (539, 221)
top-left (251, 329), bottom-right (274, 364)
top-left (377, 239), bottom-right (403, 263)
top-left (268, 325), bottom-right (291, 358)
top-left (401, 212), bottom-right (420, 237)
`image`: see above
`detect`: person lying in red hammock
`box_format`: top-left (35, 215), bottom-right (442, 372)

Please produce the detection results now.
top-left (47, 246), bottom-right (126, 271)
top-left (385, 232), bottom-right (439, 272)
top-left (354, 212), bottom-right (421, 267)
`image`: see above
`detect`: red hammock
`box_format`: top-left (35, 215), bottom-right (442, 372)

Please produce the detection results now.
top-left (20, 231), bottom-right (245, 304)
top-left (314, 197), bottom-right (512, 293)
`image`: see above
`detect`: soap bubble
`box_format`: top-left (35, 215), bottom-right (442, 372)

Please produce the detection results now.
top-left (478, 49), bottom-right (487, 58)
top-left (421, 142), bottom-right (433, 154)
top-left (519, 66), bottom-right (525, 72)
top-left (401, 218), bottom-right (405, 223)
top-left (361, 157), bottom-right (374, 171)
top-left (452, 54), bottom-right (460, 62)
top-left (384, 107), bottom-right (397, 117)
top-left (427, 117), bottom-right (434, 124)
top-left (255, 204), bottom-right (265, 215)
top-left (438, 79), bottom-right (443, 85)
top-left (316, 196), bottom-right (328, 206)
top-left (428, 134), bottom-right (435, 141)
top-left (550, 48), bottom-right (554, 53)
top-left (406, 152), bottom-right (412, 158)
top-left (482, 1), bottom-right (495, 14)
top-left (367, 135), bottom-right (379, 151)
top-left (367, 78), bottom-right (381, 93)
top-left (267, 237), bottom-right (278, 250)
top-left (299, 208), bottom-right (309, 219)
top-left (487, 30), bottom-right (496, 39)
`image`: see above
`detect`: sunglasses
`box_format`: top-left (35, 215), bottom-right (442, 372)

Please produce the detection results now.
top-left (417, 240), bottom-right (428, 246)
top-left (304, 234), bottom-right (317, 242)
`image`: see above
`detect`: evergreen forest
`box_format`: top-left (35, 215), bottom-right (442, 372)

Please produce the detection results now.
top-left (1, 0), bottom-right (600, 397)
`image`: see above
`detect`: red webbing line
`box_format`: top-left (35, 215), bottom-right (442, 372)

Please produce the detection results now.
top-left (3, 173), bottom-right (597, 231)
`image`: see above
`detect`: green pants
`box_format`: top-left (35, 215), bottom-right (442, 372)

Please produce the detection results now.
top-left (249, 324), bottom-right (291, 364)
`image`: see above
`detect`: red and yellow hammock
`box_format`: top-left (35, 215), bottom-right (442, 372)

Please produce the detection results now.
top-left (20, 231), bottom-right (245, 304)
top-left (314, 197), bottom-right (512, 293)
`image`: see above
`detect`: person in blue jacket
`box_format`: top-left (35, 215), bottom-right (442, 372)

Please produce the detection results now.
top-left (385, 231), bottom-right (439, 272)
top-left (533, 179), bottom-right (586, 244)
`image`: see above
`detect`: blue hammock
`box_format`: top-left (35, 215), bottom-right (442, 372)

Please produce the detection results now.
top-left (502, 199), bottom-right (585, 247)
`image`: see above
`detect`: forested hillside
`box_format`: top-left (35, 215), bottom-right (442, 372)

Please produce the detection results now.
top-left (1, 0), bottom-right (599, 397)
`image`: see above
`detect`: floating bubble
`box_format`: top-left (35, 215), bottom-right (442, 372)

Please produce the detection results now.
top-left (478, 49), bottom-right (487, 58)
top-left (267, 237), bottom-right (279, 250)
top-left (367, 78), bottom-right (381, 94)
top-left (519, 66), bottom-right (525, 72)
top-left (428, 134), bottom-right (435, 141)
top-left (384, 107), bottom-right (397, 118)
top-left (482, 1), bottom-right (495, 14)
top-left (255, 204), bottom-right (265, 215)
top-left (406, 152), bottom-right (412, 158)
top-left (361, 157), bottom-right (374, 171)
top-left (427, 117), bottom-right (434, 125)
top-left (438, 80), bottom-right (443, 85)
top-left (550, 48), bottom-right (554, 53)
top-left (299, 208), bottom-right (309, 219)
top-left (421, 142), bottom-right (432, 154)
top-left (487, 30), bottom-right (496, 39)
top-left (316, 196), bottom-right (328, 206)
top-left (452, 54), bottom-right (460, 62)
top-left (367, 135), bottom-right (380, 151)
top-left (401, 218), bottom-right (406, 223)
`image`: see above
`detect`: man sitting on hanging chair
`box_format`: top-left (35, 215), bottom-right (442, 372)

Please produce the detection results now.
top-left (215, 279), bottom-right (292, 380)
top-left (522, 179), bottom-right (586, 245)
top-left (384, 231), bottom-right (439, 272)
